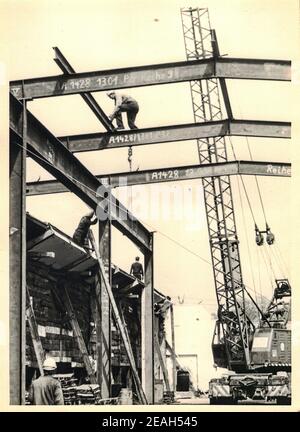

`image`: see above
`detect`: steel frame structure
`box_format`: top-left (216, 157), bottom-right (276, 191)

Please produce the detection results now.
top-left (181, 7), bottom-right (251, 369)
top-left (52, 120), bottom-right (290, 153)
top-left (9, 9), bottom-right (291, 403)
top-left (10, 57), bottom-right (290, 100)
top-left (26, 160), bottom-right (291, 196)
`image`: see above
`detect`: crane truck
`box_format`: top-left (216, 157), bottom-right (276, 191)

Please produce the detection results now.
top-left (209, 279), bottom-right (291, 404)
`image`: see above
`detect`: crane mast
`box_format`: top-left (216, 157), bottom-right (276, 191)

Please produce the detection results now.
top-left (180, 7), bottom-right (253, 371)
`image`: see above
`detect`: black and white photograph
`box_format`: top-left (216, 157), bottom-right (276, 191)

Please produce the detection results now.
top-left (0, 0), bottom-right (299, 412)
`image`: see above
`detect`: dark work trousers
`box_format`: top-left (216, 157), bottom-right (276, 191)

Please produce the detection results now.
top-left (133, 273), bottom-right (142, 280)
top-left (115, 101), bottom-right (139, 129)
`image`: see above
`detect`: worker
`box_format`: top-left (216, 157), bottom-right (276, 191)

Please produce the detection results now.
top-left (28, 357), bottom-right (64, 405)
top-left (73, 210), bottom-right (98, 249)
top-left (107, 91), bottom-right (139, 130)
top-left (130, 256), bottom-right (144, 280)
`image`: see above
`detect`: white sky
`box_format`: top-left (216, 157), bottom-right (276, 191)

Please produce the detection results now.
top-left (1, 1), bottom-right (299, 323)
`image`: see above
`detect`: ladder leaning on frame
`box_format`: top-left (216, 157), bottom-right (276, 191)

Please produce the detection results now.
top-left (88, 229), bottom-right (148, 405)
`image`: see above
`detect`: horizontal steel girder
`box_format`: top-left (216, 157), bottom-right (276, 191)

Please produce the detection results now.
top-left (10, 94), bottom-right (151, 252)
top-left (26, 160), bottom-right (291, 195)
top-left (10, 57), bottom-right (291, 100)
top-left (56, 120), bottom-right (291, 153)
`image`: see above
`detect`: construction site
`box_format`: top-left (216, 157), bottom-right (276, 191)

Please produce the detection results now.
top-left (6, 2), bottom-right (294, 406)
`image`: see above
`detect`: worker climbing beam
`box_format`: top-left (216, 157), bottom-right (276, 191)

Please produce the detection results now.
top-left (10, 93), bottom-right (152, 252)
top-left (10, 57), bottom-right (290, 100)
top-left (56, 120), bottom-right (291, 153)
top-left (26, 160), bottom-right (291, 196)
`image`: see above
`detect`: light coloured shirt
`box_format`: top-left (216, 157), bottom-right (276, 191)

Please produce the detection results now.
top-left (29, 375), bottom-right (64, 405)
top-left (111, 93), bottom-right (137, 117)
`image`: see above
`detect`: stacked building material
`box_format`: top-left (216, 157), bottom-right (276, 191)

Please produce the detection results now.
top-left (163, 391), bottom-right (175, 404)
top-left (96, 397), bottom-right (119, 405)
top-left (26, 262), bottom-right (92, 369)
top-left (53, 373), bottom-right (78, 405)
top-left (76, 384), bottom-right (101, 405)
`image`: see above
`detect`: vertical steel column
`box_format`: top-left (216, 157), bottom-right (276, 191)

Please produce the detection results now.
top-left (141, 233), bottom-right (154, 403)
top-left (181, 7), bottom-right (250, 369)
top-left (9, 100), bottom-right (27, 404)
top-left (170, 305), bottom-right (176, 392)
top-left (97, 218), bottom-right (111, 397)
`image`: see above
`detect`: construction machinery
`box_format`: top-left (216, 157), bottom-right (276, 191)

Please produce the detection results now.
top-left (210, 279), bottom-right (291, 404)
top-left (181, 7), bottom-right (291, 405)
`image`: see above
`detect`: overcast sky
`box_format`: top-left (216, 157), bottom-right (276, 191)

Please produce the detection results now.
top-left (1, 0), bottom-right (298, 310)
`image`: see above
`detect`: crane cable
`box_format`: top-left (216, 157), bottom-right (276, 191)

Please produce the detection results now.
top-left (274, 242), bottom-right (290, 278)
top-left (244, 135), bottom-right (283, 281)
top-left (228, 136), bottom-right (256, 224)
top-left (255, 245), bottom-right (264, 307)
top-left (236, 175), bottom-right (258, 304)
top-left (128, 145), bottom-right (133, 210)
top-left (245, 136), bottom-right (268, 224)
top-left (228, 135), bottom-right (287, 283)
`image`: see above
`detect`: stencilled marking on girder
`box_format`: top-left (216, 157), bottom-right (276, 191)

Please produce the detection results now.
top-left (266, 164), bottom-right (291, 176)
top-left (54, 64), bottom-right (206, 93)
top-left (150, 169), bottom-right (180, 181)
top-left (148, 167), bottom-right (207, 182)
top-left (108, 129), bottom-right (171, 145)
top-left (10, 87), bottom-right (21, 97)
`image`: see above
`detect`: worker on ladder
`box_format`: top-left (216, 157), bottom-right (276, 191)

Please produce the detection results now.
top-left (107, 91), bottom-right (139, 130)
top-left (72, 210), bottom-right (98, 249)
top-left (130, 256), bottom-right (144, 281)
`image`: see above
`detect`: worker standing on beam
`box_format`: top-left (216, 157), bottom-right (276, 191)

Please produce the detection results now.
top-left (130, 256), bottom-right (144, 280)
top-left (72, 210), bottom-right (98, 249)
top-left (107, 91), bottom-right (139, 130)
top-left (28, 357), bottom-right (64, 405)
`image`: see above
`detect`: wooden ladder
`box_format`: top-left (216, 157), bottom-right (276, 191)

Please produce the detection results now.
top-left (89, 229), bottom-right (148, 404)
top-left (57, 284), bottom-right (97, 384)
top-left (26, 285), bottom-right (45, 375)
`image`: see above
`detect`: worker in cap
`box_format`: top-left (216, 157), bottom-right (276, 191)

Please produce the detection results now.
top-left (73, 210), bottom-right (98, 250)
top-left (28, 357), bottom-right (64, 405)
top-left (130, 256), bottom-right (144, 280)
top-left (107, 91), bottom-right (139, 130)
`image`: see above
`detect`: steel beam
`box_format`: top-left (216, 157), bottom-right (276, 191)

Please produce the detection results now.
top-left (96, 219), bottom-right (111, 398)
top-left (10, 57), bottom-right (291, 100)
top-left (211, 30), bottom-right (233, 120)
top-left (142, 234), bottom-right (154, 403)
top-left (26, 160), bottom-right (291, 196)
top-left (53, 47), bottom-right (115, 131)
top-left (10, 94), bottom-right (151, 252)
top-left (10, 137), bottom-right (26, 405)
top-left (55, 120), bottom-right (291, 154)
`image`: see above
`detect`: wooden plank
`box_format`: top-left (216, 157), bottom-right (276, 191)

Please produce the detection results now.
top-left (26, 286), bottom-right (45, 375)
top-left (154, 334), bottom-right (171, 392)
top-left (58, 283), bottom-right (97, 384)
